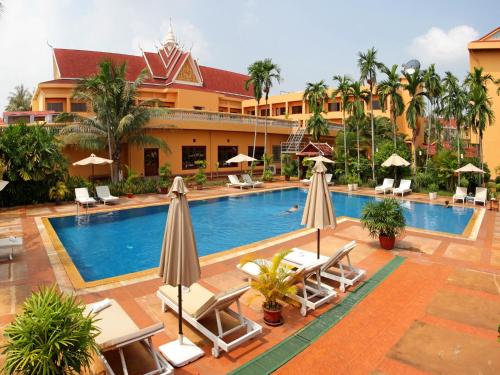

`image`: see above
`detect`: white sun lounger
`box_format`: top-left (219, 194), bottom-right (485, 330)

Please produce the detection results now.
top-left (474, 187), bottom-right (487, 206)
top-left (241, 174), bottom-right (263, 188)
top-left (96, 185), bottom-right (119, 205)
top-left (157, 283), bottom-right (262, 358)
top-left (86, 299), bottom-right (173, 375)
top-left (392, 179), bottom-right (412, 197)
top-left (375, 178), bottom-right (394, 194)
top-left (453, 186), bottom-right (468, 204)
top-left (300, 178), bottom-right (311, 185)
top-left (301, 174), bottom-right (333, 186)
top-left (227, 175), bottom-right (252, 189)
top-left (75, 187), bottom-right (97, 206)
top-left (0, 236), bottom-right (22, 260)
top-left (283, 241), bottom-right (365, 292)
top-left (238, 257), bottom-right (337, 316)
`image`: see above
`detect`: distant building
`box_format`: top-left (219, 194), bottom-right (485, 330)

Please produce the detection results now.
top-left (2, 110), bottom-right (58, 125)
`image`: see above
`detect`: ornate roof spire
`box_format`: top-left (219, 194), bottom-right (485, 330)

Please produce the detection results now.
top-left (163, 18), bottom-right (177, 50)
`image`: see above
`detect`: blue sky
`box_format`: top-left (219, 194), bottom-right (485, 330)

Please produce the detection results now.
top-left (0, 0), bottom-right (499, 109)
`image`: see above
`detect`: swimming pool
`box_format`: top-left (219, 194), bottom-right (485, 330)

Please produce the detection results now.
top-left (48, 188), bottom-right (474, 283)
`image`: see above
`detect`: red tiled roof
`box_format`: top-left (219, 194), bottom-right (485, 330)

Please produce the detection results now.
top-left (4, 110), bottom-right (56, 116)
top-left (52, 48), bottom-right (252, 97)
top-left (297, 142), bottom-right (333, 156)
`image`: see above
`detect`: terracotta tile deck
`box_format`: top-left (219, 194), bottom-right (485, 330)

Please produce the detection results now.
top-left (0, 181), bottom-right (499, 374)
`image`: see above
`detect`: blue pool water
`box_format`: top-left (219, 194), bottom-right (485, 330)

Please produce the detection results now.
top-left (49, 189), bottom-right (474, 282)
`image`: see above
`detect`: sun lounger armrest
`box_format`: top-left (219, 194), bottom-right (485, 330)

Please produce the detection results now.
top-left (100, 322), bottom-right (164, 351)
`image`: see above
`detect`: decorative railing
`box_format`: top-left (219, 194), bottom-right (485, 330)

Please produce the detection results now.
top-left (151, 108), bottom-right (299, 128)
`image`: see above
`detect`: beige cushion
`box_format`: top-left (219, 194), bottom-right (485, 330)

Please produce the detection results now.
top-left (159, 283), bottom-right (215, 319)
top-left (85, 299), bottom-right (138, 347)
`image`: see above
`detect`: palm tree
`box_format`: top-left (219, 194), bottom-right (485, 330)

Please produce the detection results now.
top-left (245, 61), bottom-right (265, 161)
top-left (346, 81), bottom-right (369, 178)
top-left (303, 80), bottom-right (329, 142)
top-left (358, 47), bottom-right (383, 181)
top-left (464, 67), bottom-right (496, 92)
top-left (422, 64), bottom-right (441, 168)
top-left (5, 85), bottom-right (32, 111)
top-left (58, 60), bottom-right (168, 182)
top-left (377, 64), bottom-right (405, 149)
top-left (467, 86), bottom-right (494, 180)
top-left (442, 72), bottom-right (468, 169)
top-left (332, 75), bottom-right (353, 176)
top-left (261, 59), bottom-right (282, 163)
top-left (402, 68), bottom-right (426, 176)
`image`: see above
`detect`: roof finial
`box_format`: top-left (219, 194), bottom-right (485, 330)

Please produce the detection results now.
top-left (163, 18), bottom-right (176, 50)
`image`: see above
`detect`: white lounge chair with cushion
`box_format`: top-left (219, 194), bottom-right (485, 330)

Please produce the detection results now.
top-left (474, 187), bottom-right (487, 206)
top-left (227, 175), bottom-right (252, 189)
top-left (392, 179), bottom-right (412, 197)
top-left (0, 236), bottom-right (22, 260)
top-left (241, 173), bottom-right (263, 188)
top-left (156, 283), bottom-right (262, 358)
top-left (238, 257), bottom-right (337, 316)
top-left (75, 187), bottom-right (96, 206)
top-left (300, 177), bottom-right (311, 185)
top-left (86, 298), bottom-right (173, 375)
top-left (375, 178), bottom-right (394, 194)
top-left (326, 173), bottom-right (334, 186)
top-left (453, 186), bottom-right (468, 204)
top-left (96, 185), bottom-right (119, 205)
top-left (283, 241), bottom-right (365, 292)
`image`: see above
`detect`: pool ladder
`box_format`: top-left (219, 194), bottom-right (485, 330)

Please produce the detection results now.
top-left (75, 202), bottom-right (90, 224)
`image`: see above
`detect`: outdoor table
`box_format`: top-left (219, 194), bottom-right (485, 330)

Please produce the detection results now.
top-left (465, 195), bottom-right (475, 204)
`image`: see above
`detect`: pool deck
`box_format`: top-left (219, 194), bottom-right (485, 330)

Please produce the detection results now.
top-left (1, 180), bottom-right (499, 374)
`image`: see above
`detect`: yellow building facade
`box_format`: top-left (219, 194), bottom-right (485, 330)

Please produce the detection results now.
top-left (468, 27), bottom-right (500, 176)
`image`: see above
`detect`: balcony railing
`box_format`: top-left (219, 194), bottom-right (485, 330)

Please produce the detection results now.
top-left (151, 108), bottom-right (299, 128)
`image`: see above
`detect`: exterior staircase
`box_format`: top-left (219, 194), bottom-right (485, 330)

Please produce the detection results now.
top-left (281, 126), bottom-right (307, 154)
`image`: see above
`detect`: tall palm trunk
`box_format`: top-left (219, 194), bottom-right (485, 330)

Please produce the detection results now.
top-left (456, 118), bottom-right (461, 172)
top-left (369, 81), bottom-right (375, 181)
top-left (425, 100), bottom-right (432, 170)
top-left (412, 131), bottom-right (417, 176)
top-left (264, 98), bottom-right (268, 168)
top-left (342, 108), bottom-right (348, 176)
top-left (107, 127), bottom-right (115, 182)
top-left (356, 122), bottom-right (360, 180)
top-left (391, 102), bottom-right (397, 150)
top-left (251, 100), bottom-right (259, 176)
top-left (480, 129), bottom-right (484, 185)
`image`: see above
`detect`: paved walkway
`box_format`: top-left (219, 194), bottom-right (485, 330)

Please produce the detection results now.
top-left (0, 181), bottom-right (499, 374)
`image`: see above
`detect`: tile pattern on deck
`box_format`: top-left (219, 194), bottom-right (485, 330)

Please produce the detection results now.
top-left (0, 182), bottom-right (499, 374)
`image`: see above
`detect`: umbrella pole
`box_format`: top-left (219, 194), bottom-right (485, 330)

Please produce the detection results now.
top-left (178, 284), bottom-right (183, 344)
top-left (317, 228), bottom-right (320, 259)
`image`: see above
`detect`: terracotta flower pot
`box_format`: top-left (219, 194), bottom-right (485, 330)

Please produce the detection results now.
top-left (284, 175), bottom-right (290, 181)
top-left (263, 304), bottom-right (284, 326)
top-left (127, 193), bottom-right (134, 198)
top-left (196, 184), bottom-right (203, 190)
top-left (379, 235), bottom-right (396, 250)
top-left (159, 187), bottom-right (169, 194)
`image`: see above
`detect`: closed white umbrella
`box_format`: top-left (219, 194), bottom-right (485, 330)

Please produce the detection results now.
top-left (73, 153), bottom-right (113, 181)
top-left (301, 161), bottom-right (337, 258)
top-left (158, 176), bottom-right (203, 364)
top-left (0, 180), bottom-right (8, 191)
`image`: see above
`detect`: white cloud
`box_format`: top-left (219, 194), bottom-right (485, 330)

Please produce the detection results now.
top-left (407, 25), bottom-right (479, 72)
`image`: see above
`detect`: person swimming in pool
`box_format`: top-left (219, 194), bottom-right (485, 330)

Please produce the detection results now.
top-left (286, 204), bottom-right (299, 213)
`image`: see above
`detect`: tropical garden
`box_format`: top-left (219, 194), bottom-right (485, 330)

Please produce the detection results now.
top-left (246, 48), bottom-right (500, 195)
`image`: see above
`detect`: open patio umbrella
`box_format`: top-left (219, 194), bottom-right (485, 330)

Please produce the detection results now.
top-left (226, 153), bottom-right (257, 173)
top-left (306, 155), bottom-right (335, 164)
top-left (158, 176), bottom-right (203, 365)
top-left (381, 153), bottom-right (410, 180)
top-left (73, 153), bottom-right (113, 181)
top-left (455, 163), bottom-right (484, 174)
top-left (301, 161), bottom-right (337, 259)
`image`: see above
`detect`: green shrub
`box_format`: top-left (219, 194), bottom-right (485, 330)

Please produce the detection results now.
top-left (460, 177), bottom-right (469, 188)
top-left (66, 176), bottom-right (92, 200)
top-left (159, 163), bottom-right (172, 189)
top-left (338, 175), bottom-right (348, 185)
top-left (414, 172), bottom-right (434, 192)
top-left (262, 169), bottom-right (273, 182)
top-left (2, 286), bottom-right (99, 374)
top-left (49, 181), bottom-right (70, 202)
top-left (428, 183), bottom-right (439, 192)
top-left (360, 198), bottom-right (406, 239)
top-left (194, 160), bottom-right (207, 186)
top-left (365, 179), bottom-right (377, 188)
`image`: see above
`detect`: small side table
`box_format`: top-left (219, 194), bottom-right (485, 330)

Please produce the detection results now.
top-left (489, 199), bottom-right (499, 212)
top-left (465, 195), bottom-right (475, 204)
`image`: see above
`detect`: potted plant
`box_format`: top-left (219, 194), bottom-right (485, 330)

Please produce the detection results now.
top-left (241, 250), bottom-right (298, 326)
top-left (2, 286), bottom-right (99, 374)
top-left (282, 155), bottom-right (295, 181)
top-left (49, 181), bottom-right (69, 205)
top-left (158, 163), bottom-right (172, 194)
top-left (347, 174), bottom-right (359, 191)
top-left (124, 165), bottom-right (139, 198)
top-left (194, 160), bottom-right (207, 190)
top-left (360, 198), bottom-right (406, 250)
top-left (428, 183), bottom-right (438, 200)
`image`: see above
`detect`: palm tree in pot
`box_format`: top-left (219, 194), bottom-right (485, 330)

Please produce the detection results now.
top-left (360, 198), bottom-right (406, 250)
top-left (241, 250), bottom-right (298, 326)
